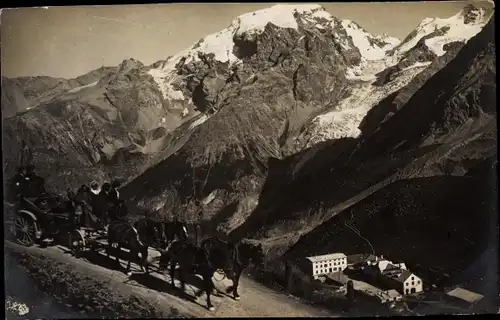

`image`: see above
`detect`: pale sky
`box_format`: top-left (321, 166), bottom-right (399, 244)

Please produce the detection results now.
top-left (0, 1), bottom-right (493, 79)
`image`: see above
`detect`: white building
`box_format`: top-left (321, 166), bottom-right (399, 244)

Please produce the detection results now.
top-left (390, 269), bottom-right (424, 295)
top-left (363, 257), bottom-right (423, 295)
top-left (306, 253), bottom-right (347, 279)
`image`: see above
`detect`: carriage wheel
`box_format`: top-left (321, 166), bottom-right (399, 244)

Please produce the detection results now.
top-left (13, 215), bottom-right (38, 247)
top-left (68, 230), bottom-right (86, 257)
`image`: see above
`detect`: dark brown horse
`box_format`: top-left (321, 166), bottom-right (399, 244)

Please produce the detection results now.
top-left (107, 220), bottom-right (149, 276)
top-left (199, 237), bottom-right (264, 300)
top-left (160, 239), bottom-right (218, 311)
top-left (160, 237), bottom-right (264, 310)
top-left (135, 217), bottom-right (189, 250)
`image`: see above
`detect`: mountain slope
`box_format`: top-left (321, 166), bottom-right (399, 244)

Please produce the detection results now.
top-left (2, 59), bottom-right (202, 192)
top-left (286, 176), bottom-right (494, 285)
top-left (225, 12), bottom-right (495, 265)
top-left (1, 77), bottom-right (30, 118)
top-left (241, 14), bottom-right (496, 288)
top-left (120, 4), bottom-right (491, 228)
top-left (3, 67), bottom-right (116, 116)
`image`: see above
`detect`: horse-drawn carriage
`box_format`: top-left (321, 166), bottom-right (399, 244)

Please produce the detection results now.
top-left (4, 165), bottom-right (266, 311)
top-left (4, 166), bottom-right (107, 256)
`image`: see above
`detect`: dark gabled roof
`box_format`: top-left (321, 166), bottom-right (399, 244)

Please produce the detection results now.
top-left (380, 266), bottom-right (415, 283)
top-left (396, 269), bottom-right (414, 283)
top-left (347, 253), bottom-right (377, 264)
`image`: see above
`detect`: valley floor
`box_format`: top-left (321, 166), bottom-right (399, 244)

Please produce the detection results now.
top-left (4, 241), bottom-right (336, 318)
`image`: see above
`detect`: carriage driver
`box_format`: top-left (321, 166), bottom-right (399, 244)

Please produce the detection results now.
top-left (24, 164), bottom-right (46, 196)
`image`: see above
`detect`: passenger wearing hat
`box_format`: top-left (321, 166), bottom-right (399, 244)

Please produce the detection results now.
top-left (90, 181), bottom-right (101, 195)
top-left (24, 165), bottom-right (46, 196)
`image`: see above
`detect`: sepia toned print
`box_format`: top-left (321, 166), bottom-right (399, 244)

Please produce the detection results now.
top-left (2, 1), bottom-right (498, 317)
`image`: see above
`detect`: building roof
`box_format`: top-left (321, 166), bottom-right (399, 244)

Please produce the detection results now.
top-left (385, 289), bottom-right (402, 298)
top-left (383, 263), bottom-right (401, 273)
top-left (396, 270), bottom-right (414, 283)
top-left (446, 287), bottom-right (484, 304)
top-left (346, 253), bottom-right (377, 265)
top-left (381, 267), bottom-right (414, 283)
top-left (306, 253), bottom-right (347, 263)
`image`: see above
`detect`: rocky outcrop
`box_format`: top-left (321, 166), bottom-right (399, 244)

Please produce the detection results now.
top-left (1, 77), bottom-right (30, 118)
top-left (2, 67), bottom-right (116, 119)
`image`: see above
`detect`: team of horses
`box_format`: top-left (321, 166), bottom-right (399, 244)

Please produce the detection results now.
top-left (70, 183), bottom-right (265, 311)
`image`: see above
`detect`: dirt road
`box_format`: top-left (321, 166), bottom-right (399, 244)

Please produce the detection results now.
top-left (5, 241), bottom-right (336, 317)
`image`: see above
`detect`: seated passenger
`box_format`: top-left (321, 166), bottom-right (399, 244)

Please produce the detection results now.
top-left (90, 181), bottom-right (101, 196)
top-left (109, 180), bottom-right (121, 202)
top-left (24, 165), bottom-right (46, 196)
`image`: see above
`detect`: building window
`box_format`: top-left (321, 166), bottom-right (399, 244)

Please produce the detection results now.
top-left (411, 276), bottom-right (414, 281)
top-left (412, 281), bottom-right (414, 286)
top-left (417, 280), bottom-right (421, 284)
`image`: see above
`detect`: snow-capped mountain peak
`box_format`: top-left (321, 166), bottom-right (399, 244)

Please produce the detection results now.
top-left (148, 4), bottom-right (332, 101)
top-left (341, 19), bottom-right (401, 61)
top-left (390, 4), bottom-right (489, 57)
top-left (232, 4), bottom-right (324, 37)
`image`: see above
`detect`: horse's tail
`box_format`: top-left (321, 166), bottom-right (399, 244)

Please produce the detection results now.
top-left (230, 241), bottom-right (240, 264)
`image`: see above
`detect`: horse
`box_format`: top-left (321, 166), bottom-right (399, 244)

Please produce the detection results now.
top-left (134, 217), bottom-right (166, 249)
top-left (107, 220), bottom-right (149, 276)
top-left (198, 237), bottom-right (264, 300)
top-left (163, 220), bottom-right (189, 245)
top-left (160, 239), bottom-right (218, 311)
top-left (135, 218), bottom-right (189, 250)
top-left (161, 237), bottom-right (264, 310)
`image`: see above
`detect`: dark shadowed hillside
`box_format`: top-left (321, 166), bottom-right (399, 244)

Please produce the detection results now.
top-left (285, 175), bottom-right (496, 286)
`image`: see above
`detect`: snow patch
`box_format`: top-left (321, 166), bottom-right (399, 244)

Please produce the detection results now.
top-left (401, 61), bottom-right (432, 71)
top-left (202, 190), bottom-right (217, 205)
top-left (67, 81), bottom-right (98, 93)
top-left (373, 33), bottom-right (401, 49)
top-left (148, 5), bottom-right (331, 101)
top-left (189, 114), bottom-right (209, 130)
top-left (234, 4), bottom-right (323, 37)
top-left (187, 24), bottom-right (240, 65)
top-left (148, 68), bottom-right (185, 101)
top-left (393, 7), bottom-right (487, 57)
top-left (341, 20), bottom-right (393, 60)
top-left (308, 64), bottom-right (427, 145)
